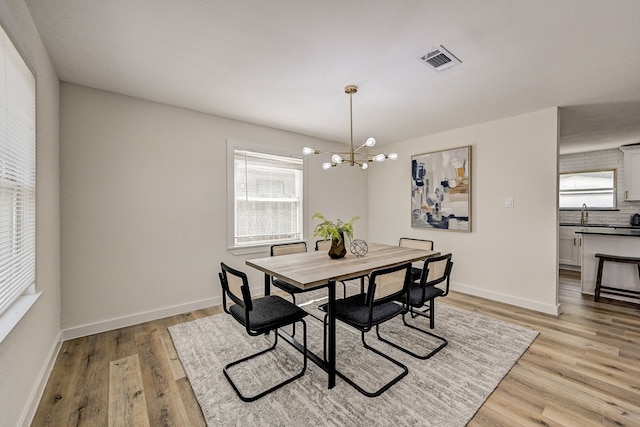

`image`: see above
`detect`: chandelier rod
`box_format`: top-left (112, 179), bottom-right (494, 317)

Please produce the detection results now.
top-left (347, 85), bottom-right (357, 166)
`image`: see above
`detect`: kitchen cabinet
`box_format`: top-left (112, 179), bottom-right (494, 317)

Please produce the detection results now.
top-left (559, 226), bottom-right (582, 267)
top-left (620, 145), bottom-right (640, 201)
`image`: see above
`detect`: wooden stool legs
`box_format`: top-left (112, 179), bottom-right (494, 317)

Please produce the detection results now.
top-left (593, 253), bottom-right (640, 302)
top-left (594, 256), bottom-right (604, 302)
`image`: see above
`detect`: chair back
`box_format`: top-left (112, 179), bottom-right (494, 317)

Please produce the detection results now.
top-left (220, 262), bottom-right (252, 312)
top-left (366, 262), bottom-right (412, 307)
top-left (270, 242), bottom-right (307, 286)
top-left (399, 237), bottom-right (434, 251)
top-left (420, 253), bottom-right (453, 291)
top-left (399, 238), bottom-right (434, 273)
top-left (315, 239), bottom-right (331, 251)
top-left (271, 241), bottom-right (307, 256)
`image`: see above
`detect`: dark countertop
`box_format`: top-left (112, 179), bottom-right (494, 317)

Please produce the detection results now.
top-left (560, 223), bottom-right (640, 229)
top-left (575, 228), bottom-right (640, 237)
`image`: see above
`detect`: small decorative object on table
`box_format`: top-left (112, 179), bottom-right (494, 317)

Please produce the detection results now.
top-left (312, 212), bottom-right (359, 259)
top-left (350, 239), bottom-right (368, 257)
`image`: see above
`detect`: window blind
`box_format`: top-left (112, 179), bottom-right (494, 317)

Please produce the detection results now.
top-left (0, 25), bottom-right (36, 316)
top-left (233, 149), bottom-right (303, 246)
top-left (559, 170), bottom-right (616, 209)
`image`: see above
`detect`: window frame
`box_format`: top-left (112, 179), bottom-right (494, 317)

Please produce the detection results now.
top-left (559, 168), bottom-right (618, 211)
top-left (0, 23), bottom-right (40, 343)
top-left (226, 139), bottom-right (307, 254)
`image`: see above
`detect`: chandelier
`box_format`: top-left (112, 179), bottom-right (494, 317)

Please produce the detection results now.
top-left (302, 85), bottom-right (397, 170)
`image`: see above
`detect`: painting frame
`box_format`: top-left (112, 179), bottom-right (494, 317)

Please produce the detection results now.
top-left (411, 145), bottom-right (472, 232)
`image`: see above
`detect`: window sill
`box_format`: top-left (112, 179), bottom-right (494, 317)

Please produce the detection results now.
top-left (228, 240), bottom-right (308, 256)
top-left (228, 245), bottom-right (272, 256)
top-left (0, 291), bottom-right (43, 344)
top-left (559, 208), bottom-right (619, 211)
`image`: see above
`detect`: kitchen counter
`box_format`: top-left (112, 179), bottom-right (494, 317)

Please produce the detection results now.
top-left (560, 223), bottom-right (614, 227)
top-left (560, 222), bottom-right (640, 229)
top-left (576, 228), bottom-right (640, 237)
top-left (578, 230), bottom-right (640, 303)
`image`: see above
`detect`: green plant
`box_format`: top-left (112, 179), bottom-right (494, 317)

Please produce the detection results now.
top-left (312, 212), bottom-right (359, 243)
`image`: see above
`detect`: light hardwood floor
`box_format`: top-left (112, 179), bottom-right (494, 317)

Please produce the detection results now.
top-left (32, 271), bottom-right (640, 426)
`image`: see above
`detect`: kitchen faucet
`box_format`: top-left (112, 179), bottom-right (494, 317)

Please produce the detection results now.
top-left (580, 203), bottom-right (589, 225)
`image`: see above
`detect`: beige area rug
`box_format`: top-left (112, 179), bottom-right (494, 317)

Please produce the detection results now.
top-left (169, 288), bottom-right (538, 426)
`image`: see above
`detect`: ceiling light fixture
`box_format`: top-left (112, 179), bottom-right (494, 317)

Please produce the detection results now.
top-left (302, 85), bottom-right (397, 170)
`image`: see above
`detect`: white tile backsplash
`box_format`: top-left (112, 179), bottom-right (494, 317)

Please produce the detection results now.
top-left (559, 148), bottom-right (640, 225)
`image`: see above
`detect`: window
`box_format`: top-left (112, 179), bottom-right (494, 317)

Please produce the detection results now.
top-left (230, 146), bottom-right (304, 248)
top-left (0, 25), bottom-right (36, 317)
top-left (559, 169), bottom-right (616, 209)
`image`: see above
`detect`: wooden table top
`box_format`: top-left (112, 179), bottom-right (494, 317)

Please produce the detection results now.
top-left (246, 243), bottom-right (439, 290)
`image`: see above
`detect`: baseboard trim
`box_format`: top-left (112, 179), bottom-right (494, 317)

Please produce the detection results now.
top-left (20, 330), bottom-right (63, 427)
top-left (62, 296), bottom-right (222, 341)
top-left (452, 282), bottom-right (561, 316)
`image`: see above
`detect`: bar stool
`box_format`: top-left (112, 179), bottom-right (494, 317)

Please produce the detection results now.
top-left (594, 253), bottom-right (640, 302)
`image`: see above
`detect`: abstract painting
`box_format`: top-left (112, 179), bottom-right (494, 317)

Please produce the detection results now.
top-left (411, 146), bottom-right (471, 231)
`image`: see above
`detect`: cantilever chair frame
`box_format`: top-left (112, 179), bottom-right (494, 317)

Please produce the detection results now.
top-left (377, 253), bottom-right (453, 360)
top-left (271, 241), bottom-right (308, 300)
top-left (219, 262), bottom-right (308, 402)
top-left (270, 241), bottom-right (314, 336)
top-left (323, 262), bottom-right (413, 397)
top-left (399, 237), bottom-right (435, 282)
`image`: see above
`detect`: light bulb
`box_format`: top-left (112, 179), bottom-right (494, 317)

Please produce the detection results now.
top-left (373, 153), bottom-right (386, 162)
top-left (302, 147), bottom-right (315, 156)
top-left (331, 154), bottom-right (343, 163)
top-left (361, 162), bottom-right (369, 170)
top-left (388, 152), bottom-right (398, 160)
top-left (322, 162), bottom-right (333, 170)
top-left (365, 137), bottom-right (376, 147)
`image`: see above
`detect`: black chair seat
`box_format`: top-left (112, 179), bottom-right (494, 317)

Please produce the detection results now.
top-left (406, 284), bottom-right (445, 306)
top-left (230, 295), bottom-right (307, 332)
top-left (332, 294), bottom-right (404, 329)
top-left (273, 278), bottom-right (310, 294)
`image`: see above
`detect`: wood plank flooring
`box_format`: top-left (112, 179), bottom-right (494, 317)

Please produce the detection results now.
top-left (32, 271), bottom-right (640, 426)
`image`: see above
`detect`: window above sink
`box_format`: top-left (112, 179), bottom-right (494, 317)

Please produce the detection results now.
top-left (559, 169), bottom-right (617, 210)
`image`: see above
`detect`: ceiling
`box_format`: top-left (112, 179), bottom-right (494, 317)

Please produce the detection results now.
top-left (24, 0), bottom-right (640, 154)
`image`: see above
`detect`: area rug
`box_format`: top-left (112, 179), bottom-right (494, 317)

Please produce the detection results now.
top-left (169, 293), bottom-right (538, 426)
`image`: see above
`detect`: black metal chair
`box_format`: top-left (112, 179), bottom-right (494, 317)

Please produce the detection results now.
top-left (314, 238), bottom-right (331, 252)
top-left (377, 253), bottom-right (453, 360)
top-left (323, 262), bottom-right (413, 397)
top-left (219, 262), bottom-right (308, 402)
top-left (399, 237), bottom-right (434, 283)
top-left (271, 242), bottom-right (311, 306)
top-left (270, 242), bottom-right (322, 337)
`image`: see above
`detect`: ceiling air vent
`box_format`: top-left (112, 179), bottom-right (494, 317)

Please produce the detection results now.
top-left (417, 45), bottom-right (461, 72)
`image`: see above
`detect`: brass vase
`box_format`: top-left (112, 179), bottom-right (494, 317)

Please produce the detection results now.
top-left (328, 232), bottom-right (347, 259)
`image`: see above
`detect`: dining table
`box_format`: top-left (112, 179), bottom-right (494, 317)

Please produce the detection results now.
top-left (246, 242), bottom-right (439, 389)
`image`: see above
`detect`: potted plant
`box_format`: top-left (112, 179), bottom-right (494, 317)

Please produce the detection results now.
top-left (312, 212), bottom-right (359, 259)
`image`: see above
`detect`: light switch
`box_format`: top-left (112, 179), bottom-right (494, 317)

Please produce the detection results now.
top-left (505, 197), bottom-right (514, 208)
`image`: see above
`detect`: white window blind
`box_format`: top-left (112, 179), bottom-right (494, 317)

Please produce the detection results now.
top-left (0, 25), bottom-right (36, 316)
top-left (233, 149), bottom-right (303, 246)
top-left (559, 170), bottom-right (616, 209)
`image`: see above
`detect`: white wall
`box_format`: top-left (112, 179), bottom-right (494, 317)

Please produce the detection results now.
top-left (369, 108), bottom-right (560, 314)
top-left (0, 1), bottom-right (61, 426)
top-left (60, 83), bottom-right (368, 334)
